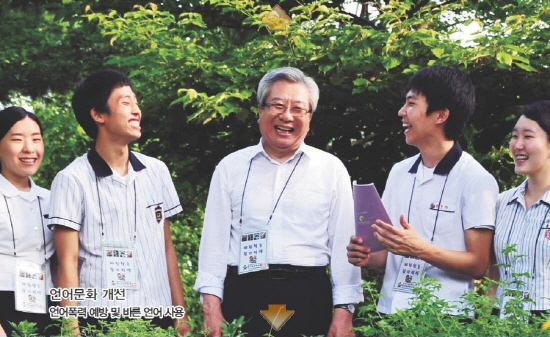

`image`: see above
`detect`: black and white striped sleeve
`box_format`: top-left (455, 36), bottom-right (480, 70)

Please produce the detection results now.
top-left (46, 170), bottom-right (83, 231)
top-left (159, 162), bottom-right (182, 218)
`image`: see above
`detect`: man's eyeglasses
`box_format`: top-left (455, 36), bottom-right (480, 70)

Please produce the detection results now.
top-left (262, 103), bottom-right (311, 117)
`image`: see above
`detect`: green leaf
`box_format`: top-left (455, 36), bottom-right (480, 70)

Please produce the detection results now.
top-left (496, 52), bottom-right (513, 66)
top-left (382, 57), bottom-right (401, 70)
top-left (431, 48), bottom-right (444, 58)
top-left (515, 62), bottom-right (537, 72)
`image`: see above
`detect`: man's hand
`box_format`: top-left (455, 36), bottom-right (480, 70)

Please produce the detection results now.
top-left (326, 308), bottom-right (354, 337)
top-left (202, 294), bottom-right (225, 337)
top-left (347, 235), bottom-right (371, 267)
top-left (174, 316), bottom-right (190, 336)
top-left (373, 215), bottom-right (428, 257)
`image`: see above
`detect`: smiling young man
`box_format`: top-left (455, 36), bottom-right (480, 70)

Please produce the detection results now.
top-left (347, 66), bottom-right (499, 315)
top-left (47, 69), bottom-right (189, 335)
top-left (194, 67), bottom-right (363, 337)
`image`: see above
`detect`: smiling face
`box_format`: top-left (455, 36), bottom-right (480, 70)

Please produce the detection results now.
top-left (510, 115), bottom-right (550, 178)
top-left (0, 117), bottom-right (44, 190)
top-left (398, 90), bottom-right (446, 149)
top-left (258, 81), bottom-right (312, 162)
top-left (94, 85), bottom-right (141, 144)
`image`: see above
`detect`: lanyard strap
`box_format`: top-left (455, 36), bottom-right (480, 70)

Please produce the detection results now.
top-left (532, 206), bottom-right (550, 278)
top-left (502, 200), bottom-right (550, 279)
top-left (239, 152), bottom-right (304, 227)
top-left (406, 173), bottom-right (450, 243)
top-left (96, 177), bottom-right (138, 242)
top-left (503, 202), bottom-right (522, 276)
top-left (4, 195), bottom-right (48, 261)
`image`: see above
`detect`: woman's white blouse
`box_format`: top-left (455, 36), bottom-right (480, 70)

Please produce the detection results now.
top-left (0, 174), bottom-right (53, 291)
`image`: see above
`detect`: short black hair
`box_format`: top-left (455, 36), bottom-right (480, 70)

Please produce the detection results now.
top-left (72, 69), bottom-right (134, 139)
top-left (407, 66), bottom-right (475, 140)
top-left (517, 100), bottom-right (550, 141)
top-left (0, 106), bottom-right (43, 141)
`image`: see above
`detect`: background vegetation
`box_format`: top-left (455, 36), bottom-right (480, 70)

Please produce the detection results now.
top-left (2, 0), bottom-right (550, 335)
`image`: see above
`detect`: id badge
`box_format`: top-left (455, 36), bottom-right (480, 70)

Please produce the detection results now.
top-left (499, 288), bottom-right (531, 318)
top-left (393, 255), bottom-right (427, 294)
top-left (238, 230), bottom-right (268, 275)
top-left (102, 241), bottom-right (139, 290)
top-left (14, 261), bottom-right (47, 314)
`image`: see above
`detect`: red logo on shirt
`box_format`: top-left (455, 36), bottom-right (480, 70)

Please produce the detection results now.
top-left (545, 229), bottom-right (550, 240)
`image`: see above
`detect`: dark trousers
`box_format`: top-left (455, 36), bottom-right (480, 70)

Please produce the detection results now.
top-left (0, 291), bottom-right (56, 337)
top-left (222, 265), bottom-right (333, 337)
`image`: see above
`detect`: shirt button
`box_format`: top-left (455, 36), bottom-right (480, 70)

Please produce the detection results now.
top-left (34, 227), bottom-right (38, 231)
top-left (36, 246), bottom-right (40, 251)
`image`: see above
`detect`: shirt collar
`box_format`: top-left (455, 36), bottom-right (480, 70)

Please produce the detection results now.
top-left (0, 174), bottom-right (47, 200)
top-left (87, 147), bottom-right (146, 177)
top-left (408, 141), bottom-right (463, 175)
top-left (508, 180), bottom-right (526, 205)
top-left (508, 179), bottom-right (550, 207)
top-left (249, 139), bottom-right (311, 163)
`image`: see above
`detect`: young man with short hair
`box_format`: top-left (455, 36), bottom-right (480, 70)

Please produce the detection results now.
top-left (48, 69), bottom-right (189, 335)
top-left (348, 66), bottom-right (498, 314)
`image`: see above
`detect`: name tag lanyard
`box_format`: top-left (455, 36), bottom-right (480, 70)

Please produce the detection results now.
top-left (237, 152), bottom-right (304, 273)
top-left (96, 177), bottom-right (140, 290)
top-left (392, 172), bottom-right (449, 294)
top-left (239, 152), bottom-right (304, 228)
top-left (407, 173), bottom-right (450, 244)
top-left (95, 177), bottom-right (138, 242)
top-left (5, 195), bottom-right (49, 313)
top-left (4, 195), bottom-right (48, 260)
top-left (498, 201), bottom-right (550, 316)
top-left (501, 201), bottom-right (550, 280)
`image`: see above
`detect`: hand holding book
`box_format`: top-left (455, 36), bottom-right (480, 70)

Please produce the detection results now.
top-left (352, 181), bottom-right (392, 253)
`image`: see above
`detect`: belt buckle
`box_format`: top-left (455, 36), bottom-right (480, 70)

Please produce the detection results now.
top-left (268, 268), bottom-right (288, 280)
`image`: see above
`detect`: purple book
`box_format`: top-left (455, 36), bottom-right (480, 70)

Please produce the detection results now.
top-left (353, 181), bottom-right (392, 252)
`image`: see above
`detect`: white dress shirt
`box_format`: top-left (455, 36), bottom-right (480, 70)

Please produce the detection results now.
top-left (0, 174), bottom-right (53, 291)
top-left (194, 141), bottom-right (363, 305)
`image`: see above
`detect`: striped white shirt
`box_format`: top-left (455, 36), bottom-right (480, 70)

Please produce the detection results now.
top-left (46, 149), bottom-right (182, 307)
top-left (0, 174), bottom-right (54, 291)
top-left (495, 179), bottom-right (550, 310)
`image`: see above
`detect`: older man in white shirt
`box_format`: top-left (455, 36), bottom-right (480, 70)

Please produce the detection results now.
top-left (194, 67), bottom-right (363, 337)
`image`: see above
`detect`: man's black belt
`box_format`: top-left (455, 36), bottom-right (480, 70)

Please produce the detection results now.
top-left (226, 264), bottom-right (327, 280)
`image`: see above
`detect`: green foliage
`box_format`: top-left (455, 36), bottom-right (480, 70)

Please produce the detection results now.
top-left (9, 320), bottom-right (39, 337)
top-left (354, 277), bottom-right (550, 337)
top-left (4, 1), bottom-right (550, 335)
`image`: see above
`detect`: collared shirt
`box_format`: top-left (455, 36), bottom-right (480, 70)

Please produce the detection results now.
top-left (378, 142), bottom-right (498, 314)
top-left (495, 180), bottom-right (550, 310)
top-left (0, 174), bottom-right (53, 291)
top-left (193, 141), bottom-right (363, 305)
top-left (46, 149), bottom-right (182, 307)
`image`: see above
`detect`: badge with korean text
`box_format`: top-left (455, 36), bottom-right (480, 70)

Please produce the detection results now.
top-left (102, 241), bottom-right (138, 290)
top-left (393, 256), bottom-right (427, 293)
top-left (238, 230), bottom-right (268, 274)
top-left (15, 261), bottom-right (47, 313)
